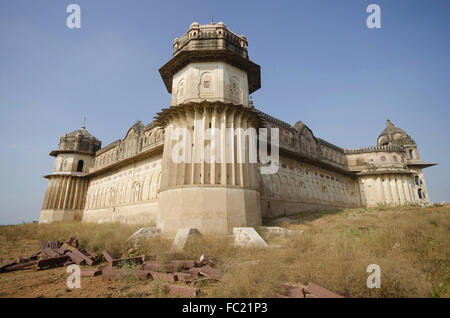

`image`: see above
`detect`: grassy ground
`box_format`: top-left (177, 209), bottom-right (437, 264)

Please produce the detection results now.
top-left (0, 204), bottom-right (449, 298)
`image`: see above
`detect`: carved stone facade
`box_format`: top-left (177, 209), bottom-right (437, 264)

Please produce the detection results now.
top-left (39, 22), bottom-right (437, 235)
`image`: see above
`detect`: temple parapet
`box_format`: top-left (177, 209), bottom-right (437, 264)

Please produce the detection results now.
top-left (173, 22), bottom-right (248, 59)
top-left (257, 110), bottom-right (349, 171)
top-left (344, 145), bottom-right (403, 154)
top-left (91, 122), bottom-right (165, 172)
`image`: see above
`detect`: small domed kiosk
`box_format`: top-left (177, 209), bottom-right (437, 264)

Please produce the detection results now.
top-left (39, 127), bottom-right (101, 223)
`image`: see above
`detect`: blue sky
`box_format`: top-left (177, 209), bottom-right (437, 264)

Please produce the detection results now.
top-left (0, 0), bottom-right (449, 224)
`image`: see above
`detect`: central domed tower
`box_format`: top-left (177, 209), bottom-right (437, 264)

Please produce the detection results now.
top-left (156, 22), bottom-right (263, 235)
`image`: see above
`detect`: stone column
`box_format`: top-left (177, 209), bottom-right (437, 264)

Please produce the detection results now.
top-left (73, 178), bottom-right (80, 210)
top-left (376, 177), bottom-right (385, 204)
top-left (389, 177), bottom-right (399, 205)
top-left (235, 111), bottom-right (243, 186)
top-left (52, 176), bottom-right (62, 209)
top-left (220, 106), bottom-right (227, 185)
top-left (400, 176), bottom-right (410, 204)
top-left (174, 110), bottom-right (186, 186)
top-left (397, 177), bottom-right (406, 205)
top-left (58, 176), bottom-right (68, 210)
top-left (42, 178), bottom-right (53, 209)
top-left (407, 177), bottom-right (416, 203)
top-left (192, 105), bottom-right (202, 185)
top-left (210, 107), bottom-right (217, 185)
top-left (382, 177), bottom-right (392, 205)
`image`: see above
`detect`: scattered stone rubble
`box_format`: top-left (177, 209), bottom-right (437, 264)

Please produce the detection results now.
top-left (0, 234), bottom-right (342, 298)
top-left (0, 236), bottom-right (91, 272)
top-left (0, 236), bottom-right (223, 297)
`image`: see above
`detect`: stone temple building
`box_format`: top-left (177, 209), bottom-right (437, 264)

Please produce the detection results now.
top-left (39, 22), bottom-right (437, 235)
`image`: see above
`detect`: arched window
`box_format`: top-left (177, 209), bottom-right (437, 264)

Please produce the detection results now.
top-left (418, 188), bottom-right (425, 200)
top-left (76, 160), bottom-right (84, 172)
top-left (415, 176), bottom-right (422, 186)
top-left (409, 149), bottom-right (414, 159)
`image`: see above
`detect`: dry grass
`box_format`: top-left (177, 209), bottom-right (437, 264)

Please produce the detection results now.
top-left (0, 222), bottom-right (150, 258)
top-left (0, 204), bottom-right (449, 298)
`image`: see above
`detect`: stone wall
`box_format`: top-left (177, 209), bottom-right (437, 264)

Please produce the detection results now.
top-left (358, 174), bottom-right (417, 207)
top-left (259, 155), bottom-right (360, 218)
top-left (82, 154), bottom-right (162, 224)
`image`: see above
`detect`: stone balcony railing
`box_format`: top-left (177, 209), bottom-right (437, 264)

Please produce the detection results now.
top-left (344, 145), bottom-right (403, 154)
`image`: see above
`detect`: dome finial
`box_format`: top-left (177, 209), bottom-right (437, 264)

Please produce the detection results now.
top-left (81, 116), bottom-right (86, 130)
top-left (386, 119), bottom-right (394, 127)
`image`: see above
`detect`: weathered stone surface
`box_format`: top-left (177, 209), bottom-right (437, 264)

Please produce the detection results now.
top-left (304, 282), bottom-right (343, 298)
top-left (233, 227), bottom-right (268, 248)
top-left (1, 260), bottom-right (16, 270)
top-left (102, 250), bottom-right (114, 266)
top-left (282, 285), bottom-right (306, 298)
top-left (0, 260), bottom-right (38, 273)
top-left (175, 272), bottom-right (193, 282)
top-left (186, 267), bottom-right (202, 278)
top-left (42, 248), bottom-right (60, 258)
top-left (127, 227), bottom-right (160, 245)
top-left (80, 269), bottom-right (102, 277)
top-left (54, 247), bottom-right (70, 255)
top-left (149, 271), bottom-right (177, 282)
top-left (66, 251), bottom-right (86, 265)
top-left (199, 265), bottom-right (223, 281)
top-left (199, 254), bottom-right (220, 267)
top-left (162, 284), bottom-right (200, 297)
top-left (37, 255), bottom-right (69, 269)
top-left (71, 248), bottom-right (94, 266)
top-left (171, 228), bottom-right (201, 253)
top-left (102, 268), bottom-right (150, 281)
top-left (40, 241), bottom-right (48, 251)
top-left (170, 260), bottom-right (198, 269)
top-left (144, 261), bottom-right (174, 272)
top-left (101, 268), bottom-right (119, 281)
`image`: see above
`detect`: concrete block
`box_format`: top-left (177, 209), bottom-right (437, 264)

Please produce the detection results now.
top-left (233, 227), bottom-right (268, 248)
top-left (171, 228), bottom-right (201, 252)
top-left (127, 227), bottom-right (161, 245)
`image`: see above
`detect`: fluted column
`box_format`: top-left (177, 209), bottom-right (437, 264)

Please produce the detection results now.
top-left (407, 177), bottom-right (415, 203)
top-left (58, 176), bottom-right (67, 209)
top-left (210, 107), bottom-right (217, 185)
top-left (234, 111), bottom-right (243, 186)
top-left (376, 177), bottom-right (385, 204)
top-left (397, 177), bottom-right (406, 205)
top-left (382, 178), bottom-right (392, 204)
top-left (390, 177), bottom-right (399, 205)
top-left (73, 178), bottom-right (80, 210)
